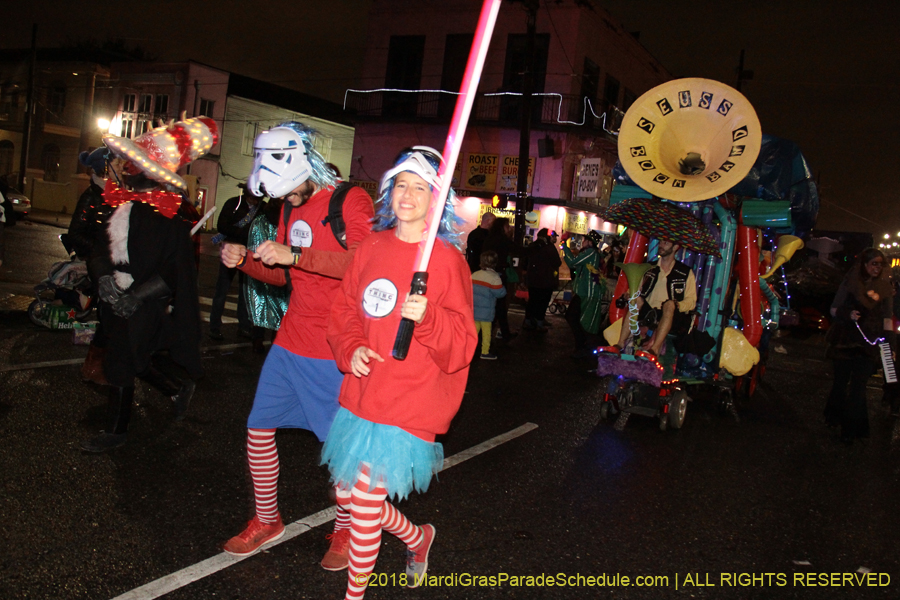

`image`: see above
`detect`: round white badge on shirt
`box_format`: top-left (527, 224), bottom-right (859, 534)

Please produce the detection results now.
top-left (290, 220), bottom-right (313, 247)
top-left (362, 278), bottom-right (398, 318)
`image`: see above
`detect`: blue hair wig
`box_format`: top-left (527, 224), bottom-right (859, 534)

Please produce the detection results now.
top-left (372, 148), bottom-right (464, 251)
top-left (275, 121), bottom-right (338, 190)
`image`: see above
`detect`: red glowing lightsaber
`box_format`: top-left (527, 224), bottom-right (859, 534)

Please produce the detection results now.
top-left (392, 0), bottom-right (503, 360)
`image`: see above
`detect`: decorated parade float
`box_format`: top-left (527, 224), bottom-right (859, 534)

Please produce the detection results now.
top-left (596, 78), bottom-right (819, 431)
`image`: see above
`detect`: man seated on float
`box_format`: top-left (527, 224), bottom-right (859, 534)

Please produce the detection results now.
top-left (612, 239), bottom-right (696, 357)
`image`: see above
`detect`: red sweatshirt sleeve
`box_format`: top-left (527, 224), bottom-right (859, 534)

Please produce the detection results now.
top-left (412, 245), bottom-right (477, 374)
top-left (295, 187), bottom-right (374, 279)
top-left (238, 254), bottom-right (288, 286)
top-left (327, 240), bottom-right (372, 373)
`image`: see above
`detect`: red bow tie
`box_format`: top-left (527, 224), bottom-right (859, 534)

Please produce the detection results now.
top-left (102, 180), bottom-right (182, 219)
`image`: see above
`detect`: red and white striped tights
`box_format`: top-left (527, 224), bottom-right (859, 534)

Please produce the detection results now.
top-left (247, 428), bottom-right (350, 529)
top-left (336, 468), bottom-right (424, 600)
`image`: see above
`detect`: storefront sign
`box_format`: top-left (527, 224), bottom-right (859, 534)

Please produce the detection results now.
top-left (576, 158), bottom-right (602, 198)
top-left (478, 203), bottom-right (515, 223)
top-left (563, 211), bottom-right (589, 235)
top-left (451, 154), bottom-right (463, 188)
top-left (497, 155), bottom-right (535, 193)
top-left (464, 153), bottom-right (499, 191)
top-left (351, 179), bottom-right (379, 200)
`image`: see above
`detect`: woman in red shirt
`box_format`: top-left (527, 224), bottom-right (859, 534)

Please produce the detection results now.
top-left (322, 147), bottom-right (476, 599)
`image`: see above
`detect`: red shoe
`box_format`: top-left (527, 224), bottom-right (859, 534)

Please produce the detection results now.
top-left (320, 528), bottom-right (351, 571)
top-left (223, 515), bottom-right (285, 556)
top-left (635, 349), bottom-right (658, 361)
top-left (597, 345), bottom-right (621, 355)
top-left (406, 524), bottom-right (436, 588)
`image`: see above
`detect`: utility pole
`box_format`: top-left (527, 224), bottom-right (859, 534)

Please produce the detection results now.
top-left (514, 0), bottom-right (538, 247)
top-left (18, 24), bottom-right (37, 192)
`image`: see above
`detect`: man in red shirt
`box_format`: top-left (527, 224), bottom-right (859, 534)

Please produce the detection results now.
top-left (219, 122), bottom-right (373, 569)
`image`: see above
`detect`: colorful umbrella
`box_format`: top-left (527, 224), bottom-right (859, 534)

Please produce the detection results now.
top-left (604, 197), bottom-right (720, 256)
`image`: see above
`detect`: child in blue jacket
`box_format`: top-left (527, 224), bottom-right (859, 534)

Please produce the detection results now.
top-left (472, 250), bottom-right (507, 360)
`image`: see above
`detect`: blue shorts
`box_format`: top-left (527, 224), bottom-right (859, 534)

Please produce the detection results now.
top-left (247, 344), bottom-right (343, 441)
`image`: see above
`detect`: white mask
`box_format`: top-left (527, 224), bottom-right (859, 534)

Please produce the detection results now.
top-left (379, 146), bottom-right (443, 194)
top-left (248, 127), bottom-right (313, 199)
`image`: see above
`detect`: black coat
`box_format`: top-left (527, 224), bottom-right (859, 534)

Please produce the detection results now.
top-left (526, 238), bottom-right (561, 289)
top-left (68, 182), bottom-right (114, 262)
top-left (216, 195), bottom-right (255, 246)
top-left (101, 202), bottom-right (203, 386)
top-left (465, 226), bottom-right (490, 272)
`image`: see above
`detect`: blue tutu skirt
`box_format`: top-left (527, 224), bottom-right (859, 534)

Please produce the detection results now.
top-left (320, 408), bottom-right (444, 501)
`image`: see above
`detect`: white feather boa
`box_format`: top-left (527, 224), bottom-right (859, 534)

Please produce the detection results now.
top-left (107, 203), bottom-right (135, 290)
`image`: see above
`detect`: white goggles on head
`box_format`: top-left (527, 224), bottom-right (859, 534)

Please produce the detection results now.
top-left (379, 146), bottom-right (444, 194)
top-left (247, 127), bottom-right (313, 199)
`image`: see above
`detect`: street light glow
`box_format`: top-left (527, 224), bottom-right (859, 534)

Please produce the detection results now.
top-left (885, 234), bottom-right (891, 239)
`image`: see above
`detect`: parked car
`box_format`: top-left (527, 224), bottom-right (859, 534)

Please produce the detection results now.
top-left (5, 187), bottom-right (30, 216)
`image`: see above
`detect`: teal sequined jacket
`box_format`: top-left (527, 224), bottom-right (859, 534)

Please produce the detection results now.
top-left (245, 214), bottom-right (290, 330)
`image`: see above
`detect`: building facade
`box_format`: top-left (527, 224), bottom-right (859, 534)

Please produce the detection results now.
top-left (0, 55), bottom-right (355, 220)
top-left (0, 49), bottom-right (113, 212)
top-left (345, 0), bottom-right (672, 237)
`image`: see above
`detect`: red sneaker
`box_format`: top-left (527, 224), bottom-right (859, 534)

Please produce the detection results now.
top-left (223, 515), bottom-right (285, 557)
top-left (405, 524), bottom-right (436, 588)
top-left (320, 528), bottom-right (351, 571)
top-left (597, 345), bottom-right (621, 355)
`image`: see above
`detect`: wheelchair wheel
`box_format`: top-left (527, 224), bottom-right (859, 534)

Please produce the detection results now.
top-left (668, 389), bottom-right (688, 429)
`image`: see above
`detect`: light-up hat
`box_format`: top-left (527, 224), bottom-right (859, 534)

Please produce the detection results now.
top-left (247, 126), bottom-right (314, 198)
top-left (102, 116), bottom-right (219, 189)
top-left (379, 146), bottom-right (443, 193)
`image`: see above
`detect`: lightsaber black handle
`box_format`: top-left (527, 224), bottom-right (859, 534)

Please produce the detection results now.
top-left (392, 271), bottom-right (429, 360)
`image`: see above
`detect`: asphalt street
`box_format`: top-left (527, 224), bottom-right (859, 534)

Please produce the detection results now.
top-left (2, 219), bottom-right (899, 600)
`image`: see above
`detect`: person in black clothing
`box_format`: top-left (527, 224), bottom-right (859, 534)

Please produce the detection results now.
top-left (69, 148), bottom-right (117, 385)
top-left (79, 116), bottom-right (215, 453)
top-left (824, 248), bottom-right (896, 443)
top-left (0, 178), bottom-right (14, 269)
top-left (69, 149), bottom-right (115, 262)
top-left (465, 212), bottom-right (495, 272)
top-left (483, 217), bottom-right (518, 341)
top-left (523, 228), bottom-right (561, 331)
top-left (208, 185), bottom-right (260, 340)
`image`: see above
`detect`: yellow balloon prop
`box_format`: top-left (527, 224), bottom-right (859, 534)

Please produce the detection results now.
top-left (617, 78), bottom-right (762, 203)
top-left (604, 317), bottom-right (623, 346)
top-left (720, 327), bottom-right (760, 376)
top-left (760, 235), bottom-right (804, 279)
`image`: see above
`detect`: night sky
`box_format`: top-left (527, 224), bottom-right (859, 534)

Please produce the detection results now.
top-left (4, 0), bottom-right (898, 235)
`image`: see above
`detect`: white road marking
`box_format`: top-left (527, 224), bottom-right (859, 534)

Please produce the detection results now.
top-left (109, 422), bottom-right (539, 600)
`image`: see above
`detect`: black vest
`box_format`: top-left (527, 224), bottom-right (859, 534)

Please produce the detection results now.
top-left (640, 260), bottom-right (692, 304)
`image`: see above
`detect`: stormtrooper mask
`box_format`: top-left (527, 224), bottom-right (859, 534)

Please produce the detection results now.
top-left (379, 146), bottom-right (443, 194)
top-left (248, 127), bottom-right (313, 199)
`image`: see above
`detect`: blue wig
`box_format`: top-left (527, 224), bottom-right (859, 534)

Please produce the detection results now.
top-left (372, 148), bottom-right (464, 251)
top-left (274, 121), bottom-right (338, 190)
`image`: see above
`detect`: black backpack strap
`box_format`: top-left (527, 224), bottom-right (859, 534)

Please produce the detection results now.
top-left (281, 201), bottom-right (294, 294)
top-left (322, 182), bottom-right (352, 250)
